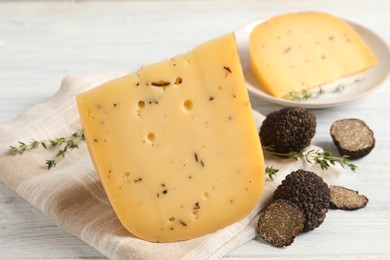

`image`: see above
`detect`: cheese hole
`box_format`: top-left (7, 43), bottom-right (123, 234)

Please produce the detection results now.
top-left (320, 53), bottom-right (326, 60)
top-left (175, 77), bottom-right (183, 85)
top-left (203, 191), bottom-right (209, 198)
top-left (87, 109), bottom-right (94, 120)
top-left (168, 217), bottom-right (175, 222)
top-left (183, 100), bottom-right (193, 111)
top-left (138, 100), bottom-right (145, 108)
top-left (147, 132), bottom-right (156, 142)
top-left (193, 210), bottom-right (199, 219)
top-left (121, 171), bottom-right (131, 181)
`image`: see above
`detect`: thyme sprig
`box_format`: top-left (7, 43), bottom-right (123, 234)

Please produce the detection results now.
top-left (288, 78), bottom-right (365, 101)
top-left (263, 146), bottom-right (357, 174)
top-left (288, 87), bottom-right (325, 101)
top-left (9, 129), bottom-right (85, 170)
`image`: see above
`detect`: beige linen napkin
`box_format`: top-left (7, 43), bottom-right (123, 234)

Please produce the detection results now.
top-left (0, 73), bottom-right (344, 260)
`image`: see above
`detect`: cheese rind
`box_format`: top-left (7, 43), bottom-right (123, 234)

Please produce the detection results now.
top-left (249, 12), bottom-right (379, 98)
top-left (76, 33), bottom-right (264, 242)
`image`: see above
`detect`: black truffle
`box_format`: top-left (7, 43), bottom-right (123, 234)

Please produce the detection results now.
top-left (329, 185), bottom-right (369, 210)
top-left (330, 118), bottom-right (375, 160)
top-left (257, 199), bottom-right (305, 247)
top-left (274, 169), bottom-right (330, 231)
top-left (260, 107), bottom-right (316, 153)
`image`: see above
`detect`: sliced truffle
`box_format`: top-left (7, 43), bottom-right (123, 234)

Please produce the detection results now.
top-left (257, 199), bottom-right (304, 247)
top-left (330, 185), bottom-right (369, 210)
top-left (260, 107), bottom-right (316, 153)
top-left (274, 169), bottom-right (330, 231)
top-left (330, 118), bottom-right (375, 160)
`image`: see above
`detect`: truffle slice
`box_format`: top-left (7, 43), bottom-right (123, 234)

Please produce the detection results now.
top-left (274, 169), bottom-right (330, 231)
top-left (330, 118), bottom-right (375, 160)
top-left (330, 185), bottom-right (369, 210)
top-left (260, 107), bottom-right (316, 153)
top-left (257, 199), bottom-right (305, 247)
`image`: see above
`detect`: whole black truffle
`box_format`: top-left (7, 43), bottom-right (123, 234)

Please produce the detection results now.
top-left (260, 107), bottom-right (316, 153)
top-left (274, 169), bottom-right (330, 231)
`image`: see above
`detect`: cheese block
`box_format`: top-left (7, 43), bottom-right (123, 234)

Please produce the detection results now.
top-left (76, 33), bottom-right (264, 242)
top-left (249, 11), bottom-right (379, 98)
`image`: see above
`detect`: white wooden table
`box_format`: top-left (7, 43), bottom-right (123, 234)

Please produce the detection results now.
top-left (1, 1), bottom-right (389, 259)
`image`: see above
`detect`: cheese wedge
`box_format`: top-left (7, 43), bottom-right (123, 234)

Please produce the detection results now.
top-left (76, 33), bottom-right (264, 242)
top-left (249, 11), bottom-right (378, 98)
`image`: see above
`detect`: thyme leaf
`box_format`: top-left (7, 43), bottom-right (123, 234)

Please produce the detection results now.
top-left (333, 84), bottom-right (345, 93)
top-left (265, 166), bottom-right (279, 180)
top-left (9, 129), bottom-right (85, 170)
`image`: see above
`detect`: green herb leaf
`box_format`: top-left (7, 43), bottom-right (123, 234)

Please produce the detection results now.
top-left (46, 160), bottom-right (56, 170)
top-left (333, 84), bottom-right (345, 93)
top-left (265, 166), bottom-right (279, 180)
top-left (9, 146), bottom-right (19, 154)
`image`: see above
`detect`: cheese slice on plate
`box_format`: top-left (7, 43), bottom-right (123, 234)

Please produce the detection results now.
top-left (76, 33), bottom-right (264, 242)
top-left (249, 11), bottom-right (379, 98)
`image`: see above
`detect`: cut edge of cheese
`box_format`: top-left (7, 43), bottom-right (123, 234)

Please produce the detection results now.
top-left (76, 33), bottom-right (265, 242)
top-left (249, 11), bottom-right (379, 98)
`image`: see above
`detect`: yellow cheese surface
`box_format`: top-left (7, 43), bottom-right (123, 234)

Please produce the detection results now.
top-left (76, 33), bottom-right (264, 242)
top-left (249, 12), bottom-right (379, 98)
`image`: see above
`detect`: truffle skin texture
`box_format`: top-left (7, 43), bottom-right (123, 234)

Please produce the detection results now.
top-left (274, 169), bottom-right (330, 231)
top-left (257, 199), bottom-right (305, 247)
top-left (260, 107), bottom-right (316, 153)
top-left (330, 118), bottom-right (375, 160)
top-left (330, 185), bottom-right (369, 210)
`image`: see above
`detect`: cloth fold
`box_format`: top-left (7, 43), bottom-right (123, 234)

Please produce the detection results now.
top-left (0, 74), bottom-right (344, 260)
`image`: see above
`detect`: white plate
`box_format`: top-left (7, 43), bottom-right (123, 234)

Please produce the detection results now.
top-left (234, 17), bottom-right (390, 108)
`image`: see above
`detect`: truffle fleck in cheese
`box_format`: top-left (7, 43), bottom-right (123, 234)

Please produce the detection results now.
top-left (249, 12), bottom-right (379, 98)
top-left (76, 33), bottom-right (264, 242)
